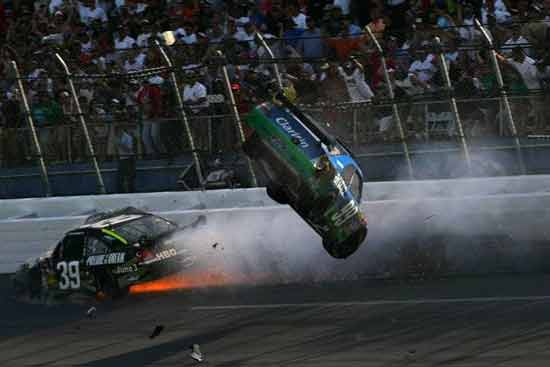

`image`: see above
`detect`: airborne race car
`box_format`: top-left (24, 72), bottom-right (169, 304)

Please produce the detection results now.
top-left (243, 93), bottom-right (368, 259)
top-left (13, 207), bottom-right (198, 300)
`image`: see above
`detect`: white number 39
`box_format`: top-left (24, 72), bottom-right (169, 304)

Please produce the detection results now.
top-left (57, 261), bottom-right (81, 290)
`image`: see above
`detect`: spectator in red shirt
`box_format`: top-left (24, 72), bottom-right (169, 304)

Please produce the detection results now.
top-left (137, 77), bottom-right (165, 157)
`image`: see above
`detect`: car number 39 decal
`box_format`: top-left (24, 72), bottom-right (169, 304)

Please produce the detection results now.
top-left (57, 261), bottom-right (81, 290)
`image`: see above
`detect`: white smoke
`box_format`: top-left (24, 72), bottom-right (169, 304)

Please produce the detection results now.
top-left (161, 147), bottom-right (550, 289)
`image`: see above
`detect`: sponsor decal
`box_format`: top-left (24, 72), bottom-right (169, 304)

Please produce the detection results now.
top-left (333, 174), bottom-right (347, 195)
top-left (113, 264), bottom-right (138, 274)
top-left (141, 248), bottom-right (178, 265)
top-left (86, 252), bottom-right (126, 266)
top-left (275, 117), bottom-right (310, 148)
top-left (155, 248), bottom-right (177, 260)
top-left (330, 201), bottom-right (359, 226)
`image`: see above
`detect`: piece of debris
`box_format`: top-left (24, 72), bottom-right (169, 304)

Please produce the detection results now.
top-left (150, 325), bottom-right (164, 339)
top-left (86, 306), bottom-right (97, 319)
top-left (424, 214), bottom-right (435, 221)
top-left (190, 344), bottom-right (203, 362)
top-left (212, 242), bottom-right (219, 249)
top-left (408, 349), bottom-right (416, 354)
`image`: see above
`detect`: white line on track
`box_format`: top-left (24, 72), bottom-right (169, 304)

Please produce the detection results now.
top-left (191, 296), bottom-right (550, 311)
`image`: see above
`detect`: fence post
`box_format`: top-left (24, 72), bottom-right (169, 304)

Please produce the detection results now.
top-left (255, 32), bottom-right (284, 90)
top-left (54, 53), bottom-right (106, 194)
top-left (433, 37), bottom-right (472, 175)
top-left (365, 26), bottom-right (414, 179)
top-left (9, 61), bottom-right (52, 197)
top-left (475, 19), bottom-right (526, 175)
top-left (155, 41), bottom-right (204, 187)
top-left (217, 51), bottom-right (258, 187)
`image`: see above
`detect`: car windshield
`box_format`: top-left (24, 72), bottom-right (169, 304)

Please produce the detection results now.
top-left (112, 216), bottom-right (177, 244)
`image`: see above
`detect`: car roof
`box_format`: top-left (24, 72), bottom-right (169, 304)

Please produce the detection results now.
top-left (76, 214), bottom-right (146, 230)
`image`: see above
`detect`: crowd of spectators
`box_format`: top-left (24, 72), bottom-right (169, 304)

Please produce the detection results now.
top-left (1, 0), bottom-right (550, 170)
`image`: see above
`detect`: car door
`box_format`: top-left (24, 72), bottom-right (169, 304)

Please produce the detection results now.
top-left (54, 232), bottom-right (85, 292)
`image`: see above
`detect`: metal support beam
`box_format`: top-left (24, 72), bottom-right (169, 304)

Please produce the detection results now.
top-left (217, 51), bottom-right (258, 187)
top-left (10, 61), bottom-right (52, 197)
top-left (475, 19), bottom-right (526, 175)
top-left (255, 32), bottom-right (283, 90)
top-left (155, 41), bottom-right (204, 187)
top-left (433, 37), bottom-right (472, 175)
top-left (55, 53), bottom-right (106, 194)
top-left (365, 25), bottom-right (414, 179)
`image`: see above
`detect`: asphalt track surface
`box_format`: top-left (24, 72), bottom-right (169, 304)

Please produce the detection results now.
top-left (1, 274), bottom-right (550, 366)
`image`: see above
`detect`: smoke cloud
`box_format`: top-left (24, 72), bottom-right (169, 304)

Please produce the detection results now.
top-left (163, 147), bottom-right (550, 290)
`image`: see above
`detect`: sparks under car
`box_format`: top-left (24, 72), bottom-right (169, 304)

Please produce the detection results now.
top-left (242, 93), bottom-right (368, 259)
top-left (12, 207), bottom-right (198, 300)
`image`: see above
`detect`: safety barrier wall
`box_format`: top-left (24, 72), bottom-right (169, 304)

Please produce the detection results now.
top-left (2, 189), bottom-right (550, 276)
top-left (1, 175), bottom-right (550, 221)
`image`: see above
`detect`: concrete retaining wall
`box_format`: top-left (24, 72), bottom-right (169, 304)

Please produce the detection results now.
top-left (2, 175), bottom-right (550, 221)
top-left (2, 191), bottom-right (550, 277)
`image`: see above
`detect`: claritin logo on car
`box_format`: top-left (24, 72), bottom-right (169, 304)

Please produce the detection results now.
top-left (275, 117), bottom-right (310, 148)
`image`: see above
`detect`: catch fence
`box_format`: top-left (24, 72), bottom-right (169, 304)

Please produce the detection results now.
top-left (1, 19), bottom-right (550, 195)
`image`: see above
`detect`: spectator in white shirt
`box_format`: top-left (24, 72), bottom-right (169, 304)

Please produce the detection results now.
top-left (114, 26), bottom-right (136, 51)
top-left (287, 4), bottom-right (307, 29)
top-left (78, 1), bottom-right (107, 25)
top-left (337, 58), bottom-right (374, 102)
top-left (175, 22), bottom-right (198, 45)
top-left (136, 20), bottom-right (153, 48)
top-left (183, 72), bottom-right (209, 151)
top-left (408, 49), bottom-right (437, 84)
top-left (499, 47), bottom-right (541, 91)
top-left (501, 25), bottom-right (530, 56)
top-left (234, 22), bottom-right (257, 52)
top-left (122, 47), bottom-right (146, 72)
top-left (497, 47), bottom-right (542, 129)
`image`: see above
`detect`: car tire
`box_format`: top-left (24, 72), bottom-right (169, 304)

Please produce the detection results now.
top-left (322, 226), bottom-right (367, 259)
top-left (266, 184), bottom-right (289, 205)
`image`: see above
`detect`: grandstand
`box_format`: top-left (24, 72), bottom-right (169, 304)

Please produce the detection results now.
top-left (1, 0), bottom-right (550, 198)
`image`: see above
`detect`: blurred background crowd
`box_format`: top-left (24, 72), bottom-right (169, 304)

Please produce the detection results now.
top-left (1, 0), bottom-right (550, 172)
